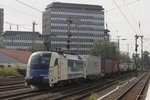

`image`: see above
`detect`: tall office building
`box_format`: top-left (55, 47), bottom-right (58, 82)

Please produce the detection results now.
top-left (42, 2), bottom-right (109, 54)
top-left (0, 8), bottom-right (3, 35)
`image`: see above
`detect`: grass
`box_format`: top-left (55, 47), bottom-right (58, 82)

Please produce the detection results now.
top-left (89, 92), bottom-right (97, 100)
top-left (0, 67), bottom-right (18, 76)
top-left (117, 80), bottom-right (128, 86)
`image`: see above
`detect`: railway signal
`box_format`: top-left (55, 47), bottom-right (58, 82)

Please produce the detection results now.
top-left (135, 34), bottom-right (139, 52)
top-left (66, 39), bottom-right (70, 49)
top-left (135, 44), bottom-right (138, 52)
top-left (66, 17), bottom-right (72, 50)
top-left (134, 34), bottom-right (144, 70)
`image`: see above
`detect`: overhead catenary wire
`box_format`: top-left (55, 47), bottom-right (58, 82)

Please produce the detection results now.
top-left (112, 0), bottom-right (137, 33)
top-left (0, 3), bottom-right (41, 19)
top-left (15, 0), bottom-right (42, 13)
top-left (126, 4), bottom-right (137, 27)
top-left (106, 0), bottom-right (140, 12)
top-left (0, 2), bottom-right (41, 31)
top-left (105, 0), bottom-right (140, 32)
top-left (123, 0), bottom-right (141, 35)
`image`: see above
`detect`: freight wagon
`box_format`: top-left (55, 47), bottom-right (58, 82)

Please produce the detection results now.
top-left (82, 55), bottom-right (101, 79)
top-left (112, 60), bottom-right (120, 73)
top-left (101, 59), bottom-right (113, 76)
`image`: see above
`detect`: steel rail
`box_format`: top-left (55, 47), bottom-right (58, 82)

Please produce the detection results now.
top-left (115, 73), bottom-right (148, 100)
top-left (136, 73), bottom-right (150, 100)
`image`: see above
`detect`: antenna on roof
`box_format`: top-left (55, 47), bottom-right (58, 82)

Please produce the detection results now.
top-left (10, 24), bottom-right (11, 30)
top-left (17, 24), bottom-right (19, 30)
top-left (32, 21), bottom-right (37, 32)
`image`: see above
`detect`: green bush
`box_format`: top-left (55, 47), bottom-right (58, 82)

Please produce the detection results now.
top-left (0, 68), bottom-right (18, 76)
top-left (89, 92), bottom-right (97, 100)
top-left (14, 64), bottom-right (20, 71)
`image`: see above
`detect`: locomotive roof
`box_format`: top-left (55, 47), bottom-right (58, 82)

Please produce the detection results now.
top-left (31, 51), bottom-right (84, 60)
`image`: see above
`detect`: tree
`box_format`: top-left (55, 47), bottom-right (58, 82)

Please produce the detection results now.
top-left (0, 44), bottom-right (5, 48)
top-left (143, 51), bottom-right (150, 67)
top-left (120, 53), bottom-right (132, 63)
top-left (90, 40), bottom-right (120, 60)
top-left (132, 53), bottom-right (140, 68)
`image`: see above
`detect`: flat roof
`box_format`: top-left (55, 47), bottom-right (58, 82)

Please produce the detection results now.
top-left (46, 2), bottom-right (104, 11)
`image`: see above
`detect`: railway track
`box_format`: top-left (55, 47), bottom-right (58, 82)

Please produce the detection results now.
top-left (97, 72), bottom-right (149, 100)
top-left (0, 84), bottom-right (28, 92)
top-left (0, 76), bottom-right (29, 98)
top-left (0, 80), bottom-right (110, 100)
top-left (0, 76), bottom-right (24, 82)
top-left (0, 76), bottom-right (25, 86)
top-left (0, 80), bottom-right (25, 86)
top-left (51, 73), bottom-right (136, 100)
top-left (0, 88), bottom-right (42, 100)
top-left (0, 72), bottom-right (137, 100)
top-left (53, 81), bottom-right (114, 100)
top-left (115, 72), bottom-right (150, 100)
top-left (31, 73), bottom-right (137, 100)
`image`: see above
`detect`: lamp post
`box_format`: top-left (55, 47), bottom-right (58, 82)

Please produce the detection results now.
top-left (116, 36), bottom-right (121, 52)
top-left (126, 44), bottom-right (130, 55)
top-left (116, 36), bottom-right (127, 53)
top-left (120, 38), bottom-right (127, 54)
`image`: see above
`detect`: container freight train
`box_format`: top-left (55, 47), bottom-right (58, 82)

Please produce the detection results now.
top-left (25, 51), bottom-right (135, 88)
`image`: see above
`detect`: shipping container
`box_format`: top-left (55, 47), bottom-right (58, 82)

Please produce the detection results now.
top-left (119, 63), bottom-right (124, 72)
top-left (82, 55), bottom-right (101, 79)
top-left (124, 63), bottom-right (128, 72)
top-left (102, 59), bottom-right (112, 74)
top-left (112, 60), bottom-right (119, 73)
top-left (119, 63), bottom-right (128, 72)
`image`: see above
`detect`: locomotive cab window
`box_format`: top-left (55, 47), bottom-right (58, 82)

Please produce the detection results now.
top-left (29, 53), bottom-right (51, 69)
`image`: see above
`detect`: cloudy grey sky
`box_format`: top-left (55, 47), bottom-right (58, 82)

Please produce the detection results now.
top-left (0, 0), bottom-right (150, 56)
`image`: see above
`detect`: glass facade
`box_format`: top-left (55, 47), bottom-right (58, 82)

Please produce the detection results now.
top-left (42, 2), bottom-right (108, 54)
top-left (0, 8), bottom-right (3, 34)
top-left (2, 31), bottom-right (44, 50)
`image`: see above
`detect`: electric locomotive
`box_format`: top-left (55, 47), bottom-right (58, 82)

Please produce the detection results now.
top-left (25, 51), bottom-right (86, 88)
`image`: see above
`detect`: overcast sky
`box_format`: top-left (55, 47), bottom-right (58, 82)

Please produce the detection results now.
top-left (0, 0), bottom-right (150, 56)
